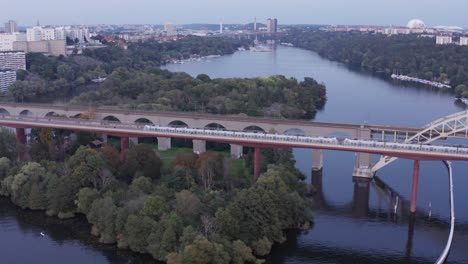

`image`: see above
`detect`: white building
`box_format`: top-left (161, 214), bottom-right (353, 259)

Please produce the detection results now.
top-left (26, 26), bottom-right (68, 41)
top-left (55, 27), bottom-right (66, 40)
top-left (66, 27), bottom-right (89, 42)
top-left (26, 27), bottom-right (42, 41)
top-left (0, 69), bottom-right (16, 93)
top-left (41, 27), bottom-right (56, 40)
top-left (0, 51), bottom-right (26, 70)
top-left (0, 33), bottom-right (26, 51)
top-left (436, 36), bottom-right (453, 45)
top-left (460, 37), bottom-right (468, 46)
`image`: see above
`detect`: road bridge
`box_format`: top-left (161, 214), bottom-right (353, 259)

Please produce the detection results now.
top-left (0, 103), bottom-right (467, 213)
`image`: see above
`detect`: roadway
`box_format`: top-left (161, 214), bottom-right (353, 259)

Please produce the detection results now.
top-left (2, 115), bottom-right (468, 161)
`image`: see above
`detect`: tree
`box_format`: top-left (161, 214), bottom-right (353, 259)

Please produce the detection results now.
top-left (0, 128), bottom-right (17, 160)
top-left (0, 157), bottom-right (11, 180)
top-left (196, 152), bottom-right (223, 190)
top-left (76, 187), bottom-right (100, 214)
top-left (121, 144), bottom-right (161, 181)
top-left (124, 214), bottom-right (156, 253)
top-left (174, 190), bottom-right (201, 221)
top-left (167, 235), bottom-right (230, 264)
top-left (87, 197), bottom-right (118, 243)
top-left (142, 195), bottom-right (169, 219)
top-left (101, 145), bottom-right (121, 174)
top-left (146, 213), bottom-right (184, 261)
top-left (46, 175), bottom-right (79, 216)
top-left (67, 146), bottom-right (106, 188)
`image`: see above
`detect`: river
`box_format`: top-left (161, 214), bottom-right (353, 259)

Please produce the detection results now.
top-left (164, 46), bottom-right (468, 264)
top-left (1, 45), bottom-right (467, 263)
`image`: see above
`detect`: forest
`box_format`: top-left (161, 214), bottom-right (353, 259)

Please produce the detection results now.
top-left (0, 35), bottom-right (323, 262)
top-left (0, 127), bottom-right (312, 263)
top-left (7, 36), bottom-right (327, 118)
top-left (281, 29), bottom-right (468, 98)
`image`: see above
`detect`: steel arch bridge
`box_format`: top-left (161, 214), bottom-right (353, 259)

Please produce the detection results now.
top-left (372, 110), bottom-right (468, 172)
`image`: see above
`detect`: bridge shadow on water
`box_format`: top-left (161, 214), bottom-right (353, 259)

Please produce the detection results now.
top-left (267, 169), bottom-right (468, 264)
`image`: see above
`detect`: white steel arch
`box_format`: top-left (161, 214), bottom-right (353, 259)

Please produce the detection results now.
top-left (372, 110), bottom-right (468, 172)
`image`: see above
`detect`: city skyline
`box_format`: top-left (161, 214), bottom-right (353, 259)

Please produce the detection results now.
top-left (2, 0), bottom-right (468, 28)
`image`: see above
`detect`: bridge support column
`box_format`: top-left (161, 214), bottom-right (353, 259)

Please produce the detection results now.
top-left (230, 144), bottom-right (243, 159)
top-left (15, 128), bottom-right (27, 161)
top-left (120, 137), bottom-right (129, 161)
top-left (254, 147), bottom-right (261, 178)
top-left (129, 137), bottom-right (138, 145)
top-left (193, 140), bottom-right (206, 154)
top-left (352, 177), bottom-right (371, 217)
top-left (101, 134), bottom-right (108, 143)
top-left (410, 160), bottom-right (420, 214)
top-left (312, 149), bottom-right (323, 171)
top-left (157, 137), bottom-right (171, 151)
top-left (352, 152), bottom-right (373, 178)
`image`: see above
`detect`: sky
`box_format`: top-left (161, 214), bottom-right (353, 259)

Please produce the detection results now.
top-left (2, 0), bottom-right (467, 28)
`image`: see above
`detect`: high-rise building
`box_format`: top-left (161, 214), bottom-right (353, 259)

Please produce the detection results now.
top-left (4, 20), bottom-right (18, 33)
top-left (0, 33), bottom-right (27, 51)
top-left (266, 18), bottom-right (278, 33)
top-left (220, 19), bottom-right (223, 34)
top-left (0, 69), bottom-right (16, 93)
top-left (0, 51), bottom-right (26, 70)
top-left (164, 23), bottom-right (176, 36)
top-left (254, 17), bottom-right (257, 31)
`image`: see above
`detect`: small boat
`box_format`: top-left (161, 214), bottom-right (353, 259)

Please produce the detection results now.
top-left (40, 232), bottom-right (45, 237)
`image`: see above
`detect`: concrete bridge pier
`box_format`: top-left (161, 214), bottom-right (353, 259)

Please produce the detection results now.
top-left (312, 149), bottom-right (323, 171)
top-left (129, 137), bottom-right (138, 145)
top-left (352, 177), bottom-right (371, 217)
top-left (15, 127), bottom-right (27, 161)
top-left (101, 134), bottom-right (108, 143)
top-left (410, 160), bottom-right (420, 213)
top-left (157, 137), bottom-right (171, 151)
top-left (193, 140), bottom-right (206, 154)
top-left (254, 147), bottom-right (261, 178)
top-left (120, 137), bottom-right (129, 161)
top-left (230, 144), bottom-right (243, 159)
top-left (352, 152), bottom-right (373, 178)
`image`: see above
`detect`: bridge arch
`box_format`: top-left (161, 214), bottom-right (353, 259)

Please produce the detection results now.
top-left (168, 120), bottom-right (189, 128)
top-left (19, 110), bottom-right (33, 116)
top-left (103, 115), bottom-right (121, 122)
top-left (70, 113), bottom-right (83, 118)
top-left (244, 126), bottom-right (266, 133)
top-left (45, 111), bottom-right (62, 117)
top-left (373, 110), bottom-right (468, 172)
top-left (0, 108), bottom-right (10, 115)
top-left (205, 123), bottom-right (226, 130)
top-left (135, 118), bottom-right (153, 125)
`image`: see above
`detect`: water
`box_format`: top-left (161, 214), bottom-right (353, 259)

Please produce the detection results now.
top-left (164, 46), bottom-right (468, 264)
top-left (1, 45), bottom-right (467, 263)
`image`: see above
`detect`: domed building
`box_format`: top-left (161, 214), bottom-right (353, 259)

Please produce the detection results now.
top-left (407, 19), bottom-right (426, 29)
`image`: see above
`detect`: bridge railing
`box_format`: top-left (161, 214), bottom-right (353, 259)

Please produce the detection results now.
top-left (2, 115), bottom-right (468, 157)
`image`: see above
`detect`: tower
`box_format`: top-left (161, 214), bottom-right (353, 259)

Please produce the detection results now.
top-left (220, 18), bottom-right (223, 34)
top-left (254, 17), bottom-right (257, 31)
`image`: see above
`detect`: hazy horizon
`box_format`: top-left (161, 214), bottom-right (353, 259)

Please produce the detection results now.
top-left (2, 0), bottom-right (468, 28)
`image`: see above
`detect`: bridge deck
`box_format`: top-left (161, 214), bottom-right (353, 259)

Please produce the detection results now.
top-left (2, 115), bottom-right (468, 161)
